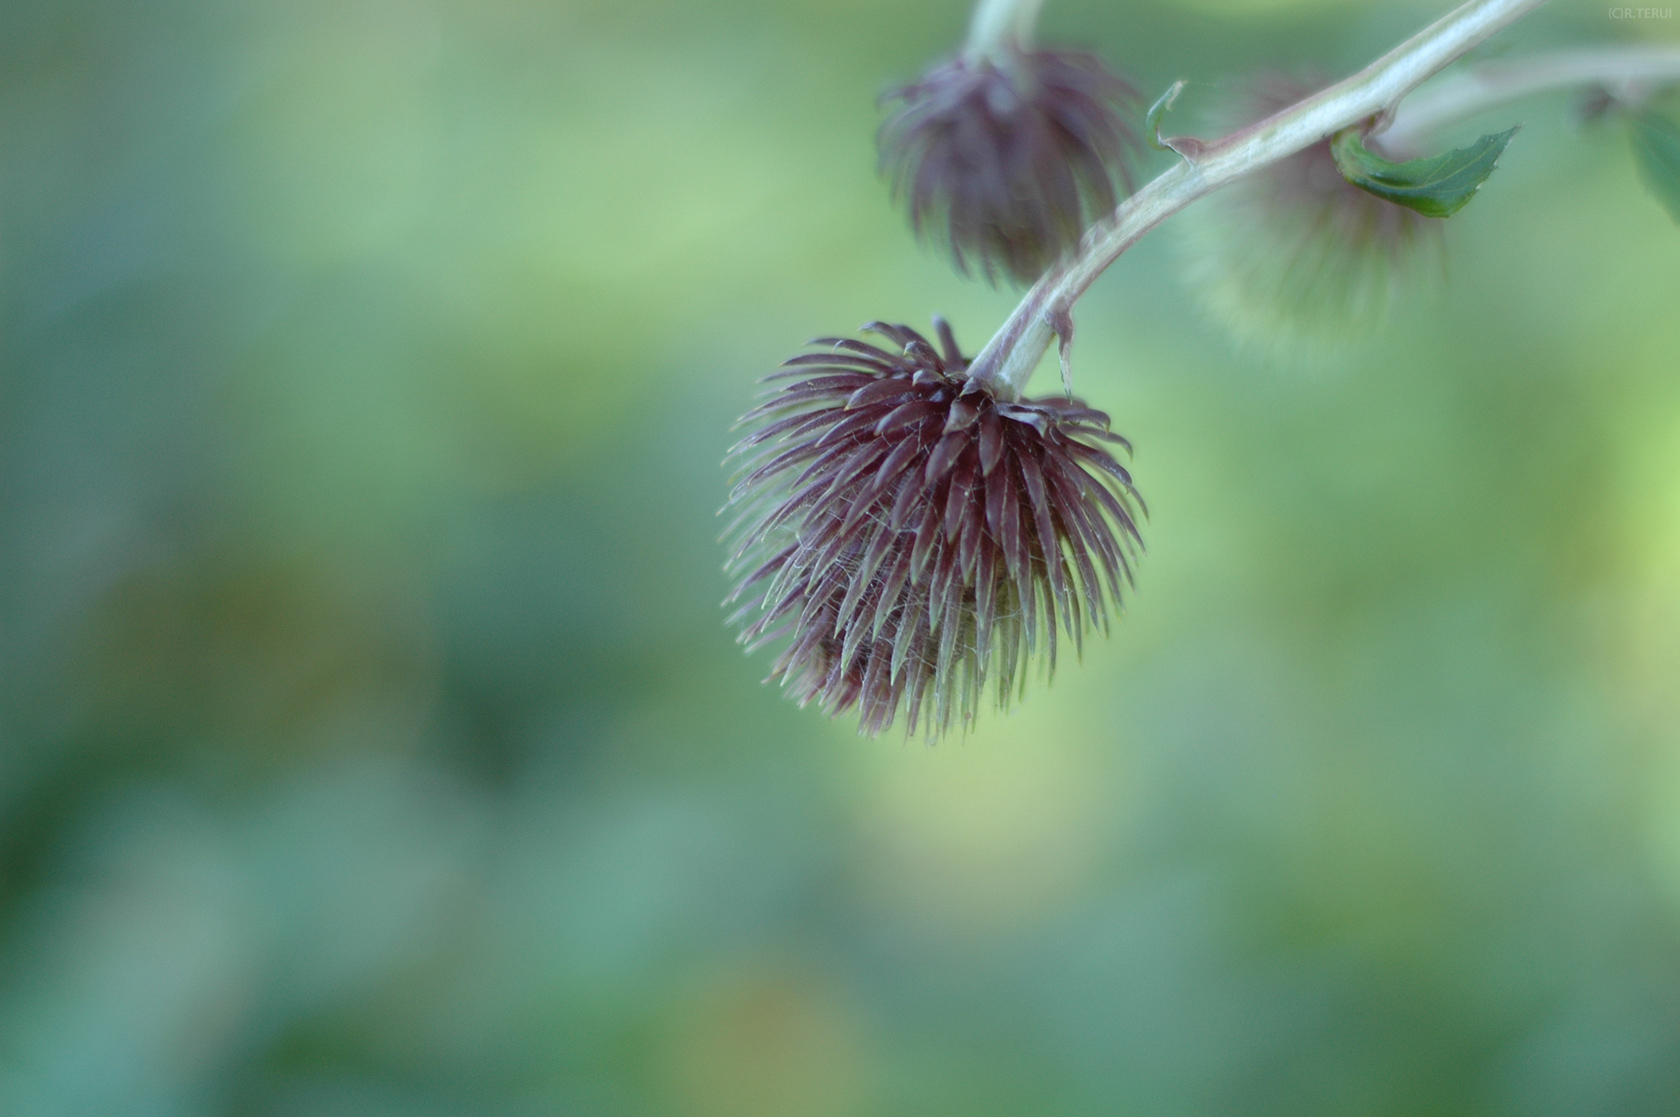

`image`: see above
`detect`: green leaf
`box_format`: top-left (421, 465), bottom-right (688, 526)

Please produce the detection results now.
top-left (1330, 126), bottom-right (1519, 219)
top-left (1630, 109), bottom-right (1680, 224)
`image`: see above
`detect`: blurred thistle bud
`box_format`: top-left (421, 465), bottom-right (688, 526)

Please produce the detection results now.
top-left (1178, 76), bottom-right (1443, 356)
top-left (1571, 85), bottom-right (1620, 125)
top-left (722, 320), bottom-right (1144, 738)
top-left (879, 40), bottom-right (1140, 286)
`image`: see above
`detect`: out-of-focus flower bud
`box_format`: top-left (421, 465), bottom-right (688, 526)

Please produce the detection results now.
top-left (1179, 76), bottom-right (1443, 357)
top-left (880, 46), bottom-right (1140, 286)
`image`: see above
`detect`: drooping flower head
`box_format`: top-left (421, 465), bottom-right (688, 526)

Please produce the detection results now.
top-left (879, 46), bottom-right (1141, 286)
top-left (722, 321), bottom-right (1144, 738)
top-left (1179, 75), bottom-right (1443, 355)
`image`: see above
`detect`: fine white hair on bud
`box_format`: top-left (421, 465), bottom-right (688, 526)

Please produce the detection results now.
top-left (722, 321), bottom-right (1144, 738)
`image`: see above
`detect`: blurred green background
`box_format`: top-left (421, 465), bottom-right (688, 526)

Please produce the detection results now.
top-left (4, 0), bottom-right (1680, 1113)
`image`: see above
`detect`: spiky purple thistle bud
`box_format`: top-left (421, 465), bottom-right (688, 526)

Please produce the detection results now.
top-left (879, 45), bottom-right (1141, 286)
top-left (721, 320), bottom-right (1144, 739)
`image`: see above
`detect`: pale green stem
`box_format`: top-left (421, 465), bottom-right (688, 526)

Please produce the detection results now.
top-left (1380, 45), bottom-right (1680, 152)
top-left (967, 0), bottom-right (1550, 399)
top-left (965, 0), bottom-right (1047, 58)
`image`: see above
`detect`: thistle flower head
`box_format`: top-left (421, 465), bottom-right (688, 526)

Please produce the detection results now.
top-left (722, 321), bottom-right (1144, 739)
top-left (879, 46), bottom-right (1140, 286)
top-left (1179, 75), bottom-right (1442, 356)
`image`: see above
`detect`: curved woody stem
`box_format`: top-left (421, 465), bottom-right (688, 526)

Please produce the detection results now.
top-left (967, 0), bottom-right (1551, 398)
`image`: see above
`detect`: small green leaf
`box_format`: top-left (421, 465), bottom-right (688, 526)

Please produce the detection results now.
top-left (1630, 109), bottom-right (1680, 224)
top-left (1330, 126), bottom-right (1519, 219)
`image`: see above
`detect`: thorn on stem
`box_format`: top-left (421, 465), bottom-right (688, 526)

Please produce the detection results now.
top-left (1147, 79), bottom-right (1206, 162)
top-left (1046, 306), bottom-right (1075, 395)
